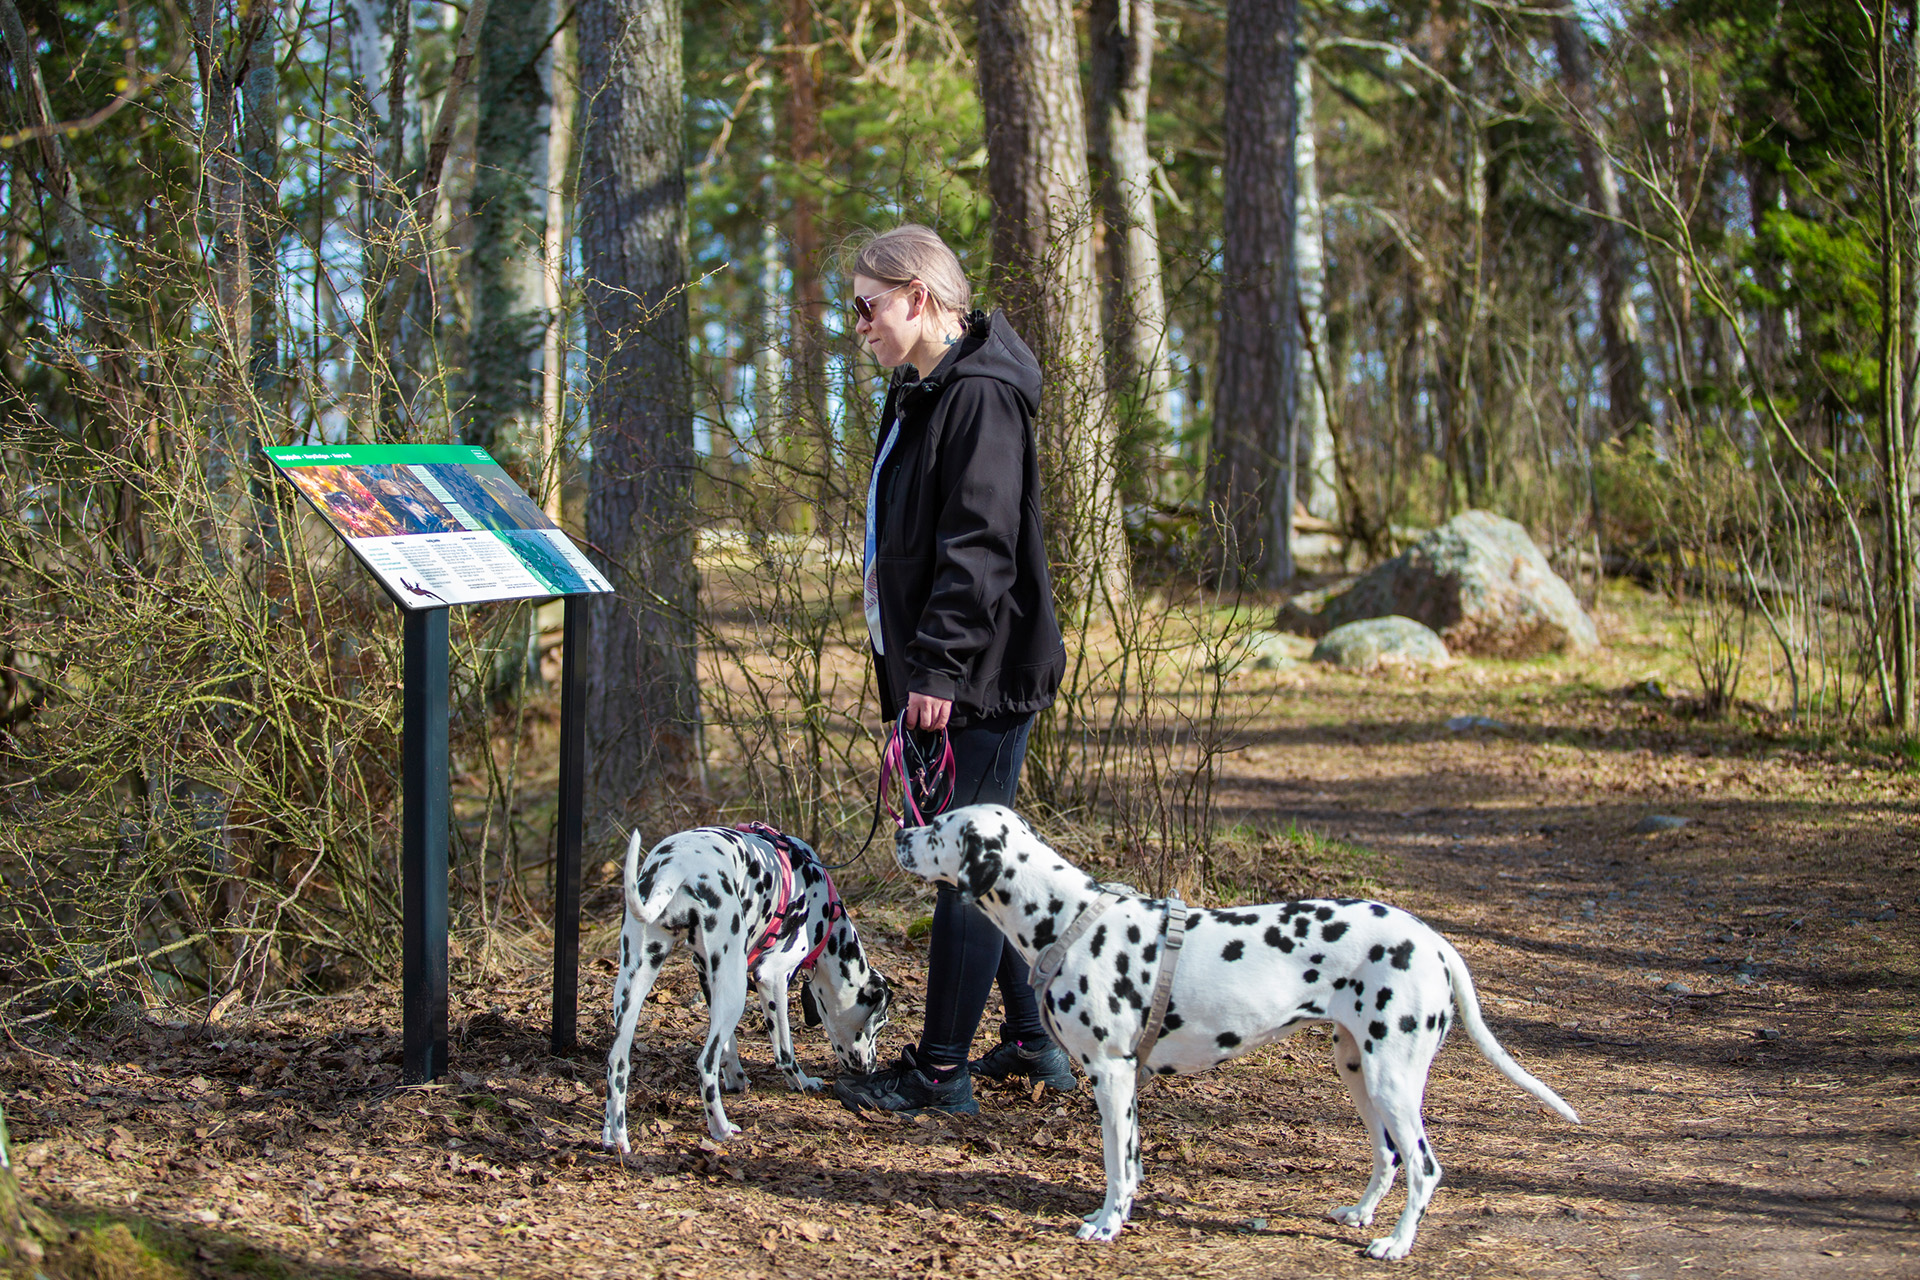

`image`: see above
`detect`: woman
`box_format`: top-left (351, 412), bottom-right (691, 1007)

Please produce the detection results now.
top-left (831, 224), bottom-right (1074, 1116)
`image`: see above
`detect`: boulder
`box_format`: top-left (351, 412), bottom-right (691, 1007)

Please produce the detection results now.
top-left (1317, 510), bottom-right (1598, 657)
top-left (1311, 616), bottom-right (1450, 669)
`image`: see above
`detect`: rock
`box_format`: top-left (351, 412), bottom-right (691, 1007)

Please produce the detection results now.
top-left (1317, 510), bottom-right (1599, 656)
top-left (1661, 981), bottom-right (1693, 995)
top-left (1445, 714), bottom-right (1508, 732)
top-left (1755, 1027), bottom-right (1783, 1041)
top-left (1311, 616), bottom-right (1451, 670)
top-left (1634, 814), bottom-right (1689, 834)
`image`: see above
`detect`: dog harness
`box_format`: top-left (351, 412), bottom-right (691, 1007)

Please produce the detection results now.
top-left (733, 822), bottom-right (846, 975)
top-left (1031, 887), bottom-right (1190, 1065)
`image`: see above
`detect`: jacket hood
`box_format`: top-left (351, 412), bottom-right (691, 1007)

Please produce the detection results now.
top-left (894, 309), bottom-right (1042, 418)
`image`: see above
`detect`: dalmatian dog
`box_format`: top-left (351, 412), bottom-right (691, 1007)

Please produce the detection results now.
top-left (894, 804), bottom-right (1580, 1261)
top-left (602, 824), bottom-right (891, 1148)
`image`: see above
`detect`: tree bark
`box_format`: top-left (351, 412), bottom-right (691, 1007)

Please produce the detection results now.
top-left (579, 0), bottom-right (702, 833)
top-left (1551, 13), bottom-right (1647, 440)
top-left (1208, 0), bottom-right (1297, 589)
top-left (977, 0), bottom-right (1129, 609)
top-left (1088, 0), bottom-right (1171, 469)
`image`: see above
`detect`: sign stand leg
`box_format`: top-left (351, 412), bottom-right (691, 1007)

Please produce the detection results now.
top-left (552, 595), bottom-right (586, 1054)
top-left (403, 606), bottom-right (450, 1084)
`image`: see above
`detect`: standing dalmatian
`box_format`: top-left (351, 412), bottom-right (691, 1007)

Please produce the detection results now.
top-left (894, 804), bottom-right (1581, 1261)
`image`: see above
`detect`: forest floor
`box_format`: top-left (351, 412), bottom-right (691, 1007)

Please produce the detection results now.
top-left (5, 582), bottom-right (1919, 1279)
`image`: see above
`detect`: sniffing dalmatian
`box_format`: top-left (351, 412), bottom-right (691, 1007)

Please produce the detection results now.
top-left (893, 804), bottom-right (1580, 1260)
top-left (602, 824), bottom-right (892, 1148)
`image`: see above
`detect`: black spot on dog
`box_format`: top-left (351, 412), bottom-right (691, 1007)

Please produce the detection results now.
top-left (1294, 917), bottom-right (1312, 938)
top-left (1302, 969), bottom-right (1320, 983)
top-left (1309, 953), bottom-right (1325, 964)
top-left (1315, 906), bottom-right (1334, 921)
top-left (1032, 917), bottom-right (1058, 949)
top-left (1058, 992), bottom-right (1076, 1012)
top-left (1114, 975), bottom-right (1144, 1010)
top-left (1265, 926), bottom-right (1294, 953)
top-left (1162, 1012), bottom-right (1182, 1031)
top-left (1222, 940), bottom-right (1245, 962)
top-left (1426, 1013), bottom-right (1437, 1030)
top-left (1092, 1025), bottom-right (1108, 1042)
top-left (692, 882), bottom-right (722, 909)
top-left (1157, 1064), bottom-right (1177, 1075)
top-left (1363, 1040), bottom-right (1374, 1053)
top-left (1371, 903), bottom-right (1389, 917)
top-left (1331, 977), bottom-right (1347, 989)
top-left (1217, 1031), bottom-right (1242, 1048)
top-left (1090, 925), bottom-right (1108, 958)
top-left (703, 914), bottom-right (719, 932)
top-left (729, 913), bottom-right (740, 935)
top-left (1128, 924), bottom-right (1142, 943)
top-left (1375, 987), bottom-right (1393, 1010)
top-left (1116, 952), bottom-right (1131, 976)
top-left (1389, 940), bottom-right (1415, 970)
top-left (1437, 1010), bottom-right (1448, 1031)
top-left (1214, 910), bottom-right (1259, 926)
top-left (1399, 1014), bottom-right (1418, 1034)
top-left (1297, 1001), bottom-right (1324, 1015)
top-left (1080, 1011), bottom-right (1092, 1026)
top-left (1079, 974), bottom-right (1090, 993)
top-left (1423, 1153), bottom-right (1437, 1177)
top-left (1321, 921), bottom-right (1349, 942)
top-left (1370, 1020), bottom-right (1388, 1040)
top-left (1369, 943), bottom-right (1386, 962)
top-left (1142, 942), bottom-right (1159, 963)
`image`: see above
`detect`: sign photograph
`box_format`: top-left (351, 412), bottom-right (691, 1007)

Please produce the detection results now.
top-left (266, 444), bottom-right (613, 608)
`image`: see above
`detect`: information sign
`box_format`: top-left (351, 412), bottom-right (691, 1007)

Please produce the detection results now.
top-left (267, 442), bottom-right (597, 1082)
top-left (265, 444), bottom-right (611, 608)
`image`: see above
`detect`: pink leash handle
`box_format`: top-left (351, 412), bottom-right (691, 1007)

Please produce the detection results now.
top-left (879, 712), bottom-right (955, 828)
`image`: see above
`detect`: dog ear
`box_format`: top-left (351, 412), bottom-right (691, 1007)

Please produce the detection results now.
top-left (801, 980), bottom-right (822, 1028)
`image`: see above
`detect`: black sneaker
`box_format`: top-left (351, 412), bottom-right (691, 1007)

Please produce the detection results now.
top-left (971, 1036), bottom-right (1077, 1092)
top-left (832, 1045), bottom-right (978, 1117)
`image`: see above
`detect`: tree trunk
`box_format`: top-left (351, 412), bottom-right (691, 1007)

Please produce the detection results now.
top-left (1293, 51), bottom-right (1336, 522)
top-left (977, 0), bottom-right (1129, 610)
top-left (1208, 0), bottom-right (1297, 589)
top-left (539, 13), bottom-right (575, 523)
top-left (579, 0), bottom-right (702, 834)
top-left (782, 0), bottom-right (827, 531)
top-left (1088, 0), bottom-right (1171, 486)
top-left (1551, 13), bottom-right (1647, 440)
top-left (465, 0), bottom-right (550, 473)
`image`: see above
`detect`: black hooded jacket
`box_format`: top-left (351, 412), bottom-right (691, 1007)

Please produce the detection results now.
top-left (867, 308), bottom-right (1066, 725)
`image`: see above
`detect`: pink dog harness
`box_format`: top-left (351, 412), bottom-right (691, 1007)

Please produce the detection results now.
top-left (734, 822), bottom-right (845, 974)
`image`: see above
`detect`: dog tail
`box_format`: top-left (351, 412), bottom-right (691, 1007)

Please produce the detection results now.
top-left (623, 831), bottom-right (681, 925)
top-left (1438, 935), bottom-right (1582, 1125)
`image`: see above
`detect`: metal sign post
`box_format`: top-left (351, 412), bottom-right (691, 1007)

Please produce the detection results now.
top-left (264, 444), bottom-right (612, 1084)
top-left (402, 607), bottom-right (451, 1082)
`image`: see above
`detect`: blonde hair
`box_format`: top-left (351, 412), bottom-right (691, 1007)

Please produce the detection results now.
top-left (849, 224), bottom-right (972, 316)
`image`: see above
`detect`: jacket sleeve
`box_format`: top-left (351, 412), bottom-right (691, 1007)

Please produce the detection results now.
top-left (903, 378), bottom-right (1028, 700)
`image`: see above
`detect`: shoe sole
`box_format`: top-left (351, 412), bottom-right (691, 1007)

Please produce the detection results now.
top-left (832, 1086), bottom-right (979, 1117)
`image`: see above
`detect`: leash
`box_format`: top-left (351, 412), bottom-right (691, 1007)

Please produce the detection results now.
top-left (842, 711), bottom-right (958, 868)
top-left (1031, 887), bottom-right (1189, 1066)
top-left (878, 711), bottom-right (954, 829)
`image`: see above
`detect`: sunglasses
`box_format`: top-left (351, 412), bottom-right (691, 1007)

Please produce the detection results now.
top-left (852, 282), bottom-right (911, 323)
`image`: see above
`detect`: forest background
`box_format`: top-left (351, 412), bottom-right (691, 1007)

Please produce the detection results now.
top-left (1, 0), bottom-right (1918, 1016)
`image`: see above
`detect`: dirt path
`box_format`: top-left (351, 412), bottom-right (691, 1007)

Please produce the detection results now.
top-left (5, 629), bottom-right (1919, 1279)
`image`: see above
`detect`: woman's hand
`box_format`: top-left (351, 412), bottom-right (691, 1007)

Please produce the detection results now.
top-left (905, 692), bottom-right (952, 732)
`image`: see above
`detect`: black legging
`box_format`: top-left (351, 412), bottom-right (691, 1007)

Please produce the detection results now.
top-left (911, 715), bottom-right (1052, 1069)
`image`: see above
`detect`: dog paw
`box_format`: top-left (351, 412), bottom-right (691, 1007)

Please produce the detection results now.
top-left (707, 1119), bottom-right (742, 1142)
top-left (1328, 1205), bottom-right (1373, 1228)
top-left (1364, 1235), bottom-right (1413, 1261)
top-left (1075, 1213), bottom-right (1125, 1242)
top-left (790, 1073), bottom-right (823, 1092)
